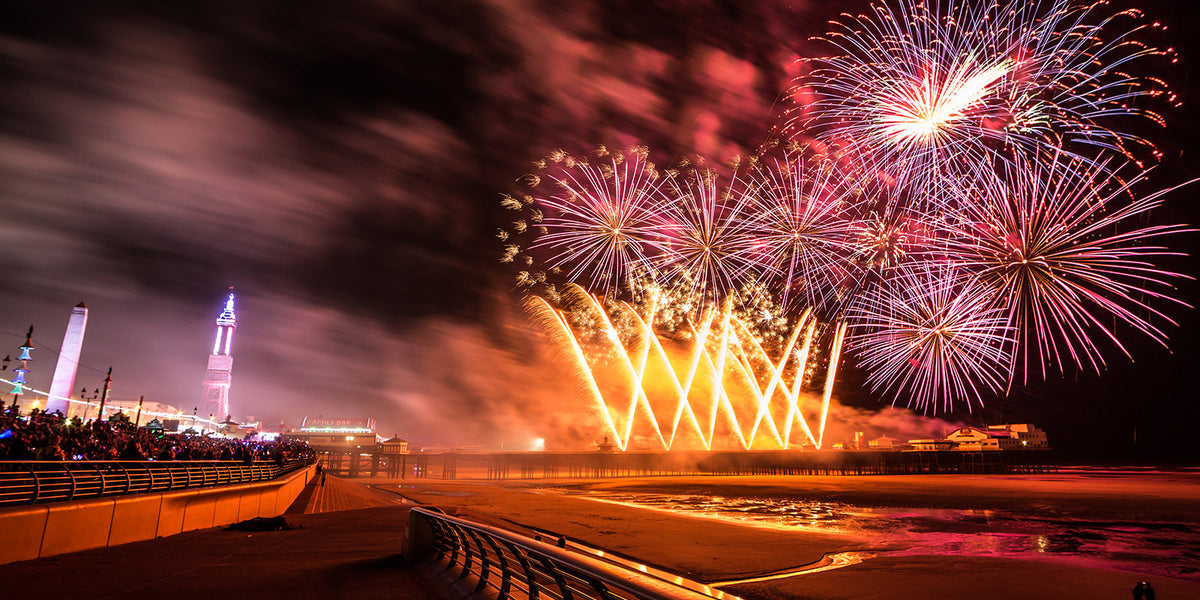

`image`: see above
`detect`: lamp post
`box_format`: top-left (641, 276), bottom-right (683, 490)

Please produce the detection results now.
top-left (79, 387), bottom-right (100, 421)
top-left (1, 355), bottom-right (8, 412)
top-left (7, 326), bottom-right (34, 415)
top-left (96, 367), bottom-right (112, 423)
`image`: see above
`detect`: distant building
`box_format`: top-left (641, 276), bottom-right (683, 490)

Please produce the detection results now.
top-left (379, 436), bottom-right (410, 455)
top-left (869, 435), bottom-right (902, 449)
top-left (284, 417), bottom-right (378, 451)
top-left (907, 439), bottom-right (955, 452)
top-left (987, 423), bottom-right (1049, 449)
top-left (944, 424), bottom-right (1050, 451)
top-left (100, 398), bottom-right (182, 427)
top-left (946, 426), bottom-right (996, 450)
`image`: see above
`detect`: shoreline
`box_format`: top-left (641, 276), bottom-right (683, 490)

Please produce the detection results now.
top-left (386, 472), bottom-right (1200, 599)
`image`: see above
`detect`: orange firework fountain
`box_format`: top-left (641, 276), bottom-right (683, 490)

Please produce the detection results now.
top-left (529, 284), bottom-right (847, 451)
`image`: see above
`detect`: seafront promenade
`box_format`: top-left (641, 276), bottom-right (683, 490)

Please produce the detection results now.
top-left (0, 475), bottom-right (431, 599)
top-left (3, 472), bottom-right (1199, 599)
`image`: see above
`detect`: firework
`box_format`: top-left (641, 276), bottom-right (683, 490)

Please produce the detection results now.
top-left (947, 150), bottom-right (1193, 380)
top-left (845, 263), bottom-right (1015, 413)
top-left (646, 168), bottom-right (766, 306)
top-left (503, 0), bottom-right (1192, 420)
top-left (530, 284), bottom-right (846, 450)
top-left (524, 149), bottom-right (664, 295)
top-left (796, 0), bottom-right (1175, 191)
top-left (746, 154), bottom-right (860, 312)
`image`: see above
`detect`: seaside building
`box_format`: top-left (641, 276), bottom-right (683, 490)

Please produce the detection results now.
top-left (986, 423), bottom-right (1049, 448)
top-left (943, 424), bottom-right (1050, 451)
top-left (907, 439), bottom-right (955, 452)
top-left (284, 417), bottom-right (379, 451)
top-left (46, 303), bottom-right (87, 415)
top-left (868, 435), bottom-right (902, 449)
top-left (95, 397), bottom-right (183, 426)
top-left (200, 290), bottom-right (237, 422)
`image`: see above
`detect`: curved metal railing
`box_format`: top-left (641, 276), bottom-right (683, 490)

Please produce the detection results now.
top-left (0, 458), bottom-right (315, 507)
top-left (407, 506), bottom-right (725, 600)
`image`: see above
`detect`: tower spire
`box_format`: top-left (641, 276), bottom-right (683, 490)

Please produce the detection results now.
top-left (200, 289), bottom-right (237, 424)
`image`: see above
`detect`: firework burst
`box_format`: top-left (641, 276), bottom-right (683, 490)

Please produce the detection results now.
top-left (515, 148), bottom-right (664, 295)
top-left (746, 154), bottom-right (860, 313)
top-left (503, 0), bottom-right (1192, 419)
top-left (846, 263), bottom-right (1015, 413)
top-left (795, 0), bottom-right (1175, 192)
top-left (947, 150), bottom-right (1194, 381)
top-left (647, 168), bottom-right (766, 307)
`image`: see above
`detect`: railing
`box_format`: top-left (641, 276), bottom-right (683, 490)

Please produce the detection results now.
top-left (0, 458), bottom-right (315, 507)
top-left (406, 507), bottom-right (720, 600)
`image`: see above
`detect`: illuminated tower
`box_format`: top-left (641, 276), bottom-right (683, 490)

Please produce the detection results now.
top-left (47, 302), bottom-right (88, 415)
top-left (200, 290), bottom-right (237, 421)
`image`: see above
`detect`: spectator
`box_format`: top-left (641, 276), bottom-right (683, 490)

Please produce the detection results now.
top-left (0, 409), bottom-right (313, 463)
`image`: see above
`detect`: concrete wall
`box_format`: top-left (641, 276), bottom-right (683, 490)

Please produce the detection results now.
top-left (0, 464), bottom-right (315, 565)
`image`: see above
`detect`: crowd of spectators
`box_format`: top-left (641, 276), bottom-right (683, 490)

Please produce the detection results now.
top-left (0, 403), bottom-right (314, 463)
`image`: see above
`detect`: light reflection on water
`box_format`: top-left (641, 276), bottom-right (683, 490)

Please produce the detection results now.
top-left (590, 492), bottom-right (1200, 581)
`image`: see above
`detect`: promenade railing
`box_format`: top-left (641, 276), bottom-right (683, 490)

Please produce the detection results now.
top-left (406, 506), bottom-right (722, 600)
top-left (0, 458), bottom-right (315, 507)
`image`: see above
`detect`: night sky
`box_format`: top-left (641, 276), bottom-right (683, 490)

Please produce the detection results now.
top-left (0, 0), bottom-right (1197, 461)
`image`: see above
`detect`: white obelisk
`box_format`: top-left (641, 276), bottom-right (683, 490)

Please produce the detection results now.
top-left (46, 302), bottom-right (88, 415)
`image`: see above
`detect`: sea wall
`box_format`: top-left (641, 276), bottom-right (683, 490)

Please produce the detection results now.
top-left (0, 463), bottom-right (316, 565)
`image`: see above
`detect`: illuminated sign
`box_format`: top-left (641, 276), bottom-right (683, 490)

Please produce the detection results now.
top-left (300, 417), bottom-right (375, 432)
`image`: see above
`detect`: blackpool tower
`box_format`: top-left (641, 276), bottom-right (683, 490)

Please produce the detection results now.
top-left (200, 289), bottom-right (237, 421)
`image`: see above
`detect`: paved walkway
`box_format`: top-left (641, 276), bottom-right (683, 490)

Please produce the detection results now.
top-left (0, 476), bottom-right (444, 600)
top-left (292, 473), bottom-right (408, 514)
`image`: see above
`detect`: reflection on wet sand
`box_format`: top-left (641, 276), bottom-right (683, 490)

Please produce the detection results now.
top-left (582, 491), bottom-right (1200, 582)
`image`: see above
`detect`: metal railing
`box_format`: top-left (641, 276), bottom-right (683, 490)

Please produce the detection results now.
top-left (406, 507), bottom-right (720, 600)
top-left (0, 459), bottom-right (315, 507)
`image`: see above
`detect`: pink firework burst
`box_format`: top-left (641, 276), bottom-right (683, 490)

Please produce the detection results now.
top-left (947, 149), bottom-right (1194, 381)
top-left (845, 262), bottom-right (1015, 413)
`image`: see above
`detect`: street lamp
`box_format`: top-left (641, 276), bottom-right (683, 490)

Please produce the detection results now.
top-left (79, 387), bottom-right (100, 421)
top-left (7, 327), bottom-right (34, 415)
top-left (95, 367), bottom-right (112, 423)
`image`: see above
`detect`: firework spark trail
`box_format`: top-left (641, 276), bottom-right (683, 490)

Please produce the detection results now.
top-left (703, 307), bottom-right (742, 448)
top-left (798, 0), bottom-right (1175, 191)
top-left (622, 300), bottom-right (709, 449)
top-left (574, 291), bottom-right (668, 450)
top-left (878, 61), bottom-right (1012, 148)
top-left (725, 325), bottom-right (786, 448)
top-left (526, 296), bottom-right (625, 450)
top-left (948, 152), bottom-right (1195, 381)
top-left (649, 169), bottom-right (766, 304)
top-left (817, 321), bottom-right (847, 449)
top-left (845, 264), bottom-right (1015, 413)
top-left (533, 286), bottom-right (851, 449)
top-left (532, 153), bottom-right (663, 294)
top-left (782, 319), bottom-right (819, 448)
top-left (736, 309), bottom-right (810, 448)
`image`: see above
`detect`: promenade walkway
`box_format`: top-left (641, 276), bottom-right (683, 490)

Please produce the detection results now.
top-left (0, 475), bottom-right (443, 600)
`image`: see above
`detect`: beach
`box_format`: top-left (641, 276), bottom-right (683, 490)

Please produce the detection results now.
top-left (388, 471), bottom-right (1200, 599)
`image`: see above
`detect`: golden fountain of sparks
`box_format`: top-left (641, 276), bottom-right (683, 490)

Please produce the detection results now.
top-left (529, 285), bottom-right (847, 451)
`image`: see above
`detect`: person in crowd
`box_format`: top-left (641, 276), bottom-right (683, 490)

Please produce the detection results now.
top-left (0, 408), bottom-right (314, 463)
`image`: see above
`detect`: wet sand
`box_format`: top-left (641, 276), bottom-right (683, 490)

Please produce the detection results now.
top-left (383, 472), bottom-right (1200, 600)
